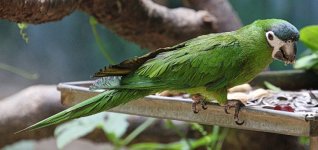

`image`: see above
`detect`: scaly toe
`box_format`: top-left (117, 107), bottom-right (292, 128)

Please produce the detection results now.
top-left (224, 106), bottom-right (230, 114)
top-left (201, 101), bottom-right (208, 110)
top-left (225, 99), bottom-right (245, 125)
top-left (192, 102), bottom-right (199, 114)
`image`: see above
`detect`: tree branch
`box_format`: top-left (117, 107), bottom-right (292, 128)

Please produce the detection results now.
top-left (0, 0), bottom-right (241, 50)
top-left (185, 0), bottom-right (242, 32)
top-left (0, 85), bottom-right (64, 147)
top-left (0, 0), bottom-right (78, 23)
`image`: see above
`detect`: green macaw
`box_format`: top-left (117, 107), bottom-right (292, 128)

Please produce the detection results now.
top-left (19, 19), bottom-right (299, 132)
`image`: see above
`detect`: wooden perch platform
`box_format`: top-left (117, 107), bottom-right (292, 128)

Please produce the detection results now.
top-left (58, 81), bottom-right (318, 136)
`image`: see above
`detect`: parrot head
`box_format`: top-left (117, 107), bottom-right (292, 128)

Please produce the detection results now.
top-left (264, 20), bottom-right (299, 64)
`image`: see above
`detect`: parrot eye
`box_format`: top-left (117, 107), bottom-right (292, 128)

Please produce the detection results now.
top-left (267, 32), bottom-right (274, 41)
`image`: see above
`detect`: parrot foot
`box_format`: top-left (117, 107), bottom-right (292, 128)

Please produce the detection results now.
top-left (201, 100), bottom-right (208, 110)
top-left (191, 94), bottom-right (207, 113)
top-left (224, 100), bottom-right (245, 125)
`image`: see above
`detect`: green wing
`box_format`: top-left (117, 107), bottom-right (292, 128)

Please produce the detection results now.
top-left (110, 32), bottom-right (245, 91)
top-left (93, 43), bottom-right (185, 77)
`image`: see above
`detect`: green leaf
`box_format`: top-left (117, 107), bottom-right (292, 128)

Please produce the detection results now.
top-left (191, 123), bottom-right (207, 136)
top-left (89, 16), bottom-right (98, 25)
top-left (101, 112), bottom-right (129, 139)
top-left (54, 112), bottom-right (129, 149)
top-left (122, 118), bottom-right (156, 146)
top-left (130, 142), bottom-right (183, 150)
top-left (299, 136), bottom-right (309, 146)
top-left (2, 140), bottom-right (35, 150)
top-left (294, 53), bottom-right (318, 70)
top-left (54, 113), bottom-right (106, 149)
top-left (300, 25), bottom-right (318, 51)
top-left (191, 135), bottom-right (212, 149)
top-left (264, 81), bottom-right (282, 92)
top-left (89, 16), bottom-right (116, 64)
top-left (17, 23), bottom-right (29, 44)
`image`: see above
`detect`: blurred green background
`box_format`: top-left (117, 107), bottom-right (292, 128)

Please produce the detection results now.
top-left (0, 0), bottom-right (317, 98)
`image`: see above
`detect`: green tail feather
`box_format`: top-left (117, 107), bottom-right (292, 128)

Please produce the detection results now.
top-left (17, 89), bottom-right (151, 133)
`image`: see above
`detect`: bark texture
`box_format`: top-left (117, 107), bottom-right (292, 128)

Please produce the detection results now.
top-left (186, 0), bottom-right (242, 32)
top-left (0, 85), bottom-right (64, 147)
top-left (0, 0), bottom-right (79, 23)
top-left (0, 0), bottom-right (241, 50)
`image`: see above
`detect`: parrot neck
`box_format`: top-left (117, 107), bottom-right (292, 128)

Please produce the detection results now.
top-left (229, 25), bottom-right (273, 86)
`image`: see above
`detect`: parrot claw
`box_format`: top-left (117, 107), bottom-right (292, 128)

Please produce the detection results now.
top-left (235, 118), bottom-right (245, 125)
top-left (201, 100), bottom-right (208, 110)
top-left (192, 102), bottom-right (199, 113)
top-left (191, 94), bottom-right (208, 113)
top-left (224, 105), bottom-right (231, 114)
top-left (224, 100), bottom-right (245, 125)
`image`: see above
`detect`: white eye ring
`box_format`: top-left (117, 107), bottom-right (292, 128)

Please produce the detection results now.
top-left (266, 31), bottom-right (275, 41)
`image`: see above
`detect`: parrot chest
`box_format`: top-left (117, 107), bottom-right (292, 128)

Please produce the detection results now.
top-left (228, 48), bottom-right (272, 87)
